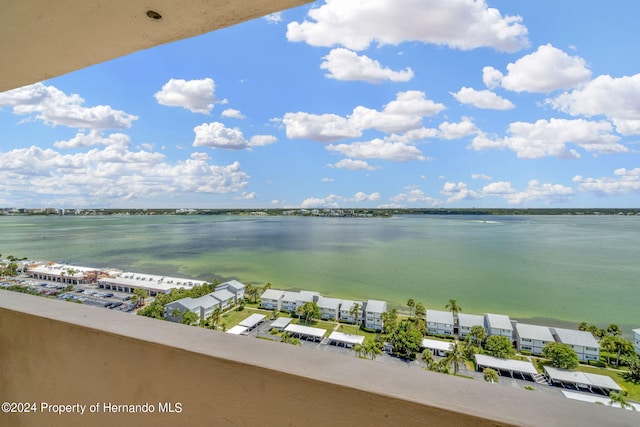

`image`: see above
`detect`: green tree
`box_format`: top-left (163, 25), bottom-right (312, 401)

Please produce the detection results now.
top-left (607, 324), bottom-right (622, 336)
top-left (245, 283), bottom-right (256, 303)
top-left (180, 310), bottom-right (199, 325)
top-left (406, 299), bottom-right (415, 317)
top-left (600, 336), bottom-right (634, 367)
top-left (609, 391), bottom-right (635, 411)
top-left (542, 342), bottom-right (579, 369)
top-left (350, 302), bottom-right (362, 333)
top-left (364, 341), bottom-right (382, 360)
top-left (467, 325), bottom-right (487, 347)
top-left (414, 301), bottom-right (426, 318)
top-left (133, 288), bottom-right (148, 307)
top-left (443, 341), bottom-right (466, 375)
top-left (445, 299), bottom-right (461, 319)
top-left (623, 354), bottom-right (640, 381)
top-left (388, 319), bottom-right (423, 359)
top-left (296, 301), bottom-right (321, 325)
top-left (578, 322), bottom-right (588, 331)
top-left (421, 349), bottom-right (436, 371)
top-left (208, 305), bottom-right (222, 330)
top-left (483, 368), bottom-right (499, 383)
top-left (485, 335), bottom-right (515, 359)
top-left (353, 343), bottom-right (365, 358)
top-left (381, 308), bottom-right (398, 335)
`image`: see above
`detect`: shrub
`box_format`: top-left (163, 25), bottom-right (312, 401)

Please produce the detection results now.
top-left (524, 386), bottom-right (535, 391)
top-left (588, 360), bottom-right (607, 368)
top-left (519, 350), bottom-right (531, 356)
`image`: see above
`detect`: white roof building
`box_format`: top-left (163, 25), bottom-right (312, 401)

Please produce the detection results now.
top-left (633, 328), bottom-right (640, 356)
top-left (426, 310), bottom-right (454, 335)
top-left (458, 313), bottom-right (485, 338)
top-left (475, 354), bottom-right (538, 380)
top-left (544, 367), bottom-right (622, 394)
top-left (284, 324), bottom-right (326, 341)
top-left (238, 313), bottom-right (266, 330)
top-left (327, 331), bottom-right (364, 348)
top-left (514, 323), bottom-right (554, 355)
top-left (98, 271), bottom-right (207, 296)
top-left (484, 313), bottom-right (513, 337)
top-left (551, 328), bottom-right (600, 362)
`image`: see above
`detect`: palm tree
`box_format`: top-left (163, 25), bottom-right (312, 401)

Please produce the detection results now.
top-left (444, 342), bottom-right (466, 375)
top-left (609, 391), bottom-right (635, 411)
top-left (445, 299), bottom-right (461, 319)
top-left (350, 302), bottom-right (362, 334)
top-left (365, 341), bottom-right (382, 360)
top-left (406, 298), bottom-right (415, 317)
top-left (421, 349), bottom-right (436, 371)
top-left (209, 306), bottom-right (222, 330)
top-left (483, 368), bottom-right (499, 383)
top-left (607, 324), bottom-right (622, 336)
top-left (353, 343), bottom-right (365, 358)
top-left (245, 283), bottom-right (256, 303)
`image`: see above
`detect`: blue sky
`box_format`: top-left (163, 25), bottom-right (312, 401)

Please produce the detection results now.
top-left (1, 0), bottom-right (639, 209)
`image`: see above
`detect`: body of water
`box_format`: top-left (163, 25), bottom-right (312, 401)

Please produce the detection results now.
top-left (1, 214), bottom-right (638, 333)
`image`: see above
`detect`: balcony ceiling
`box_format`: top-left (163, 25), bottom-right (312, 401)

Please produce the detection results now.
top-left (0, 0), bottom-right (311, 92)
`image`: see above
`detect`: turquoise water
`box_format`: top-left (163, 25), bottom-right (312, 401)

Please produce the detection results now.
top-left (1, 214), bottom-right (638, 333)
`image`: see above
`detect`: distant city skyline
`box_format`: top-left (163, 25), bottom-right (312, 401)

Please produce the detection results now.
top-left (1, 1), bottom-right (639, 209)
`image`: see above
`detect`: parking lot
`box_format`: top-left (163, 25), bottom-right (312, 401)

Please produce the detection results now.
top-left (1, 276), bottom-right (139, 313)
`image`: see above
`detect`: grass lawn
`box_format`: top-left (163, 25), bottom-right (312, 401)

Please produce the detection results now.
top-left (575, 365), bottom-right (640, 402)
top-left (220, 307), bottom-right (271, 329)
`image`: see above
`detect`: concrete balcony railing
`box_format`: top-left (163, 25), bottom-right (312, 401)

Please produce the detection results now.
top-left (0, 292), bottom-right (637, 427)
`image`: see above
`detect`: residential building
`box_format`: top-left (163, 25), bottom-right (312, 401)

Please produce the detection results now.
top-left (634, 328), bottom-right (640, 356)
top-left (426, 310), bottom-right (454, 336)
top-left (216, 280), bottom-right (245, 302)
top-left (484, 313), bottom-right (513, 338)
top-left (457, 313), bottom-right (485, 339)
top-left (316, 296), bottom-right (341, 321)
top-left (280, 291), bottom-right (299, 312)
top-left (363, 300), bottom-right (386, 331)
top-left (551, 327), bottom-right (600, 362)
top-left (514, 323), bottom-right (554, 355)
top-left (296, 290), bottom-right (320, 308)
top-left (260, 289), bottom-right (284, 310)
top-left (339, 300), bottom-right (363, 324)
top-left (211, 289), bottom-right (235, 310)
top-left (164, 294), bottom-right (221, 323)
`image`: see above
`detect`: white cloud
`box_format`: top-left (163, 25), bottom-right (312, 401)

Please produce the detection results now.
top-left (488, 44), bottom-right (591, 93)
top-left (481, 181), bottom-right (515, 196)
top-left (438, 117), bottom-right (479, 140)
top-left (389, 188), bottom-right (441, 206)
top-left (287, 0), bottom-right (529, 53)
top-left (154, 78), bottom-right (217, 114)
top-left (472, 173), bottom-right (493, 181)
top-left (502, 180), bottom-right (574, 205)
top-left (470, 118), bottom-right (625, 158)
top-left (193, 122), bottom-right (276, 150)
top-left (0, 145), bottom-right (249, 206)
top-left (264, 12), bottom-right (283, 24)
top-left (328, 159), bottom-right (375, 170)
top-left (234, 192), bottom-right (257, 200)
top-left (300, 191), bottom-right (381, 208)
top-left (221, 109), bottom-right (245, 119)
top-left (54, 131), bottom-right (130, 149)
top-left (282, 91), bottom-right (445, 141)
top-left (327, 138), bottom-right (425, 162)
top-left (548, 73), bottom-right (640, 135)
top-left (320, 48), bottom-right (414, 83)
top-left (482, 66), bottom-right (504, 89)
top-left (0, 83), bottom-right (137, 130)
top-left (441, 182), bottom-right (480, 203)
top-left (451, 87), bottom-right (515, 110)
top-left (282, 112), bottom-right (361, 142)
top-left (573, 168), bottom-right (640, 196)
top-left (320, 177), bottom-right (335, 182)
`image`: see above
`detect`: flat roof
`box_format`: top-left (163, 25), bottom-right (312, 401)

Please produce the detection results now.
top-left (561, 391), bottom-right (640, 411)
top-left (339, 300), bottom-right (361, 312)
top-left (484, 313), bottom-right (512, 331)
top-left (474, 354), bottom-right (538, 376)
top-left (328, 331), bottom-right (364, 346)
top-left (285, 324), bottom-right (326, 339)
top-left (426, 310), bottom-right (454, 325)
top-left (365, 300), bottom-right (386, 313)
top-left (270, 317), bottom-right (292, 329)
top-left (552, 328), bottom-right (599, 348)
top-left (458, 313), bottom-right (485, 328)
top-left (226, 325), bottom-right (248, 335)
top-left (281, 291), bottom-right (300, 302)
top-left (261, 289), bottom-right (284, 300)
top-left (422, 338), bottom-right (453, 352)
top-left (515, 323), bottom-right (554, 342)
top-left (316, 296), bottom-right (341, 310)
top-left (239, 314), bottom-right (266, 329)
top-left (99, 272), bottom-right (207, 292)
top-left (544, 367), bottom-right (621, 391)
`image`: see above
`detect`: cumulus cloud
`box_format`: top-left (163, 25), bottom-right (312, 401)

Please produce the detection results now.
top-left (154, 78), bottom-right (218, 114)
top-left (234, 192), bottom-right (257, 200)
top-left (328, 158), bottom-right (375, 170)
top-left (0, 83), bottom-right (137, 130)
top-left (0, 144), bottom-right (249, 206)
top-left (193, 122), bottom-right (277, 150)
top-left (472, 173), bottom-right (493, 181)
top-left (321, 48), bottom-right (414, 83)
top-left (441, 182), bottom-right (480, 203)
top-left (438, 117), bottom-right (480, 140)
top-left (287, 0), bottom-right (529, 52)
top-left (501, 180), bottom-right (573, 205)
top-left (221, 109), bottom-right (245, 119)
top-left (282, 112), bottom-right (361, 142)
top-left (548, 73), bottom-right (640, 135)
top-left (300, 191), bottom-right (381, 208)
top-left (389, 188), bottom-right (441, 206)
top-left (484, 44), bottom-right (591, 93)
top-left (282, 91), bottom-right (445, 141)
top-left (264, 12), bottom-right (283, 24)
top-left (54, 131), bottom-right (131, 149)
top-left (470, 118), bottom-right (625, 158)
top-left (327, 138), bottom-right (425, 161)
top-left (451, 87), bottom-right (515, 110)
top-left (573, 168), bottom-right (640, 196)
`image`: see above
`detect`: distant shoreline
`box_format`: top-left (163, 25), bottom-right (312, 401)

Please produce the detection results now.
top-left (3, 207), bottom-right (640, 217)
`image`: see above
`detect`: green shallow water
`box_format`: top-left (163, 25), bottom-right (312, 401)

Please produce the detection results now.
top-left (1, 214), bottom-right (638, 333)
